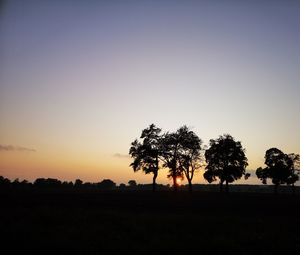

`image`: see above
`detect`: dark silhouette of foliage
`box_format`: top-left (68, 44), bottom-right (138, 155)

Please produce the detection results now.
top-left (0, 176), bottom-right (175, 192)
top-left (119, 183), bottom-right (126, 190)
top-left (287, 153), bottom-right (300, 194)
top-left (12, 178), bottom-right (20, 185)
top-left (82, 182), bottom-right (93, 189)
top-left (160, 130), bottom-right (184, 191)
top-left (0, 176), bottom-right (11, 189)
top-left (128, 180), bottom-right (137, 188)
top-left (10, 178), bottom-right (31, 189)
top-left (34, 178), bottom-right (62, 188)
top-left (97, 179), bottom-right (116, 190)
top-left (0, 176), bottom-right (33, 190)
top-left (177, 126), bottom-right (203, 192)
top-left (161, 126), bottom-right (203, 191)
top-left (204, 134), bottom-right (248, 193)
top-left (74, 179), bottom-right (83, 187)
top-left (129, 124), bottom-right (162, 192)
top-left (62, 181), bottom-right (73, 188)
top-left (256, 148), bottom-right (299, 193)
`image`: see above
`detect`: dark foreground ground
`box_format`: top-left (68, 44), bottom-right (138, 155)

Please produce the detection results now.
top-left (1, 190), bottom-right (300, 255)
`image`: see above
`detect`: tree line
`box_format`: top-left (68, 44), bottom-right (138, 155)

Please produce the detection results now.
top-left (0, 177), bottom-right (117, 190)
top-left (0, 177), bottom-right (170, 191)
top-left (129, 124), bottom-right (300, 193)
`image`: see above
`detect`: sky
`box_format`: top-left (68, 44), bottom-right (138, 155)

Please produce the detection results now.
top-left (1, 0), bottom-right (300, 185)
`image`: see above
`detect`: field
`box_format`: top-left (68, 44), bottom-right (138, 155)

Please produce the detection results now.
top-left (1, 190), bottom-right (300, 254)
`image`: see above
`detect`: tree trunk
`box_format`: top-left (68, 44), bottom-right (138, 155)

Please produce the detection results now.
top-left (152, 171), bottom-right (158, 192)
top-left (225, 180), bottom-right (229, 193)
top-left (292, 183), bottom-right (295, 196)
top-left (219, 181), bottom-right (223, 193)
top-left (188, 178), bottom-right (193, 192)
top-left (173, 176), bottom-right (177, 192)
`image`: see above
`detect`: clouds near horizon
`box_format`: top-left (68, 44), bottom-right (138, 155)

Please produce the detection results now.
top-left (113, 153), bottom-right (130, 159)
top-left (0, 144), bottom-right (36, 152)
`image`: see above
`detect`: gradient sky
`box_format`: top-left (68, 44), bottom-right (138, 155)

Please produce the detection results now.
top-left (1, 0), bottom-right (300, 185)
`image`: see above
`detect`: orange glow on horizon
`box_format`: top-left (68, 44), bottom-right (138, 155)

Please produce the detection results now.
top-left (176, 177), bottom-right (182, 186)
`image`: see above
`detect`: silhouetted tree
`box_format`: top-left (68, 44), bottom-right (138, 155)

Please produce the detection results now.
top-left (20, 179), bottom-right (31, 189)
top-left (204, 134), bottom-right (248, 193)
top-left (74, 179), bottom-right (83, 188)
top-left (161, 130), bottom-right (183, 192)
top-left (161, 126), bottom-right (202, 191)
top-left (97, 179), bottom-right (116, 190)
top-left (177, 126), bottom-right (203, 192)
top-left (256, 148), bottom-right (299, 194)
top-left (83, 182), bottom-right (93, 189)
top-left (0, 177), bottom-right (32, 190)
top-left (12, 178), bottom-right (20, 188)
top-left (62, 181), bottom-right (73, 188)
top-left (119, 183), bottom-right (126, 190)
top-left (128, 180), bottom-right (137, 188)
top-left (129, 124), bottom-right (162, 192)
top-left (0, 176), bottom-right (11, 189)
top-left (34, 178), bottom-right (62, 188)
top-left (34, 178), bottom-right (46, 187)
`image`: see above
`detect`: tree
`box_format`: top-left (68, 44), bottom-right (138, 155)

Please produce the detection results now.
top-left (256, 148), bottom-right (299, 194)
top-left (97, 179), bottom-right (116, 190)
top-left (74, 179), bottom-right (83, 188)
top-left (129, 124), bottom-right (162, 192)
top-left (204, 134), bottom-right (248, 193)
top-left (161, 126), bottom-right (203, 192)
top-left (0, 176), bottom-right (11, 189)
top-left (177, 126), bottom-right (203, 192)
top-left (62, 181), bottom-right (73, 188)
top-left (119, 183), bottom-right (126, 190)
top-left (33, 178), bottom-right (62, 188)
top-left (128, 180), bottom-right (137, 188)
top-left (161, 130), bottom-right (183, 192)
top-left (288, 153), bottom-right (300, 194)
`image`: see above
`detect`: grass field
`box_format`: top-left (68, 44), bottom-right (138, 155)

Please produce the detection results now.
top-left (1, 190), bottom-right (300, 254)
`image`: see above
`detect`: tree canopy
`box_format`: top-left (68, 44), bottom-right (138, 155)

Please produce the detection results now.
top-left (256, 148), bottom-right (299, 193)
top-left (160, 126), bottom-right (203, 191)
top-left (129, 124), bottom-right (162, 192)
top-left (204, 134), bottom-right (248, 192)
top-left (129, 125), bottom-right (299, 193)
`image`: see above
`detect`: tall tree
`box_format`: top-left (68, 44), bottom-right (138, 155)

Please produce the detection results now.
top-left (161, 126), bottom-right (203, 192)
top-left (129, 124), bottom-right (162, 192)
top-left (256, 148), bottom-right (299, 193)
top-left (177, 126), bottom-right (203, 192)
top-left (161, 131), bottom-right (182, 192)
top-left (204, 134), bottom-right (248, 193)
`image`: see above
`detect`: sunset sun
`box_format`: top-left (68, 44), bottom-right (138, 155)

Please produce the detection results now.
top-left (176, 177), bottom-right (182, 186)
